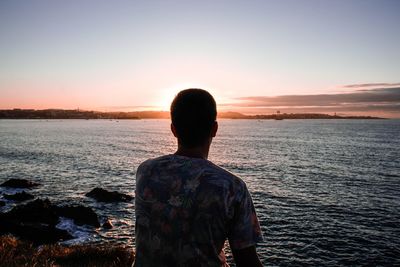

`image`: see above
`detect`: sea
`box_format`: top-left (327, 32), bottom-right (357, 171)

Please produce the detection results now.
top-left (0, 119), bottom-right (399, 266)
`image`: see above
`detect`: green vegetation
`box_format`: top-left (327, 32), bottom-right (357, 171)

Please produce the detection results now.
top-left (0, 235), bottom-right (135, 267)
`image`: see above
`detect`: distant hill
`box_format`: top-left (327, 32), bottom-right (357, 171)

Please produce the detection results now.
top-left (0, 109), bottom-right (384, 120)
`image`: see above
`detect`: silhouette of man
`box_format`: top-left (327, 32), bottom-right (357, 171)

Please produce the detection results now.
top-left (135, 89), bottom-right (263, 267)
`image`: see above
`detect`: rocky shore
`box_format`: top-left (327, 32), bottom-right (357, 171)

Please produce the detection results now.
top-left (0, 179), bottom-right (135, 266)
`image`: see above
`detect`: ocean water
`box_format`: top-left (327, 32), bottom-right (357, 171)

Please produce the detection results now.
top-left (0, 119), bottom-right (399, 266)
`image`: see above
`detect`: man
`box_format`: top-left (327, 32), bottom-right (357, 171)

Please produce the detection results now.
top-left (135, 89), bottom-right (263, 267)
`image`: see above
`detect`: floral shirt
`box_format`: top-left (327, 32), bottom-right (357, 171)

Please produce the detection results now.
top-left (134, 154), bottom-right (263, 267)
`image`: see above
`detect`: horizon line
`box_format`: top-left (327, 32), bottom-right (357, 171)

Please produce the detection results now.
top-left (0, 107), bottom-right (391, 119)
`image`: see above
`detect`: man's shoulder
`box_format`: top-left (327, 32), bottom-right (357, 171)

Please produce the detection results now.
top-left (203, 160), bottom-right (238, 178)
top-left (137, 155), bottom-right (171, 171)
top-left (137, 154), bottom-right (246, 188)
top-left (203, 161), bottom-right (247, 189)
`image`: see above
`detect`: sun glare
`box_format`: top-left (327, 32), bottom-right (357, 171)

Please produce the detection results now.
top-left (156, 83), bottom-right (211, 110)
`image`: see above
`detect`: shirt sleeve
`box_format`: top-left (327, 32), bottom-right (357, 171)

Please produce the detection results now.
top-left (228, 183), bottom-right (263, 250)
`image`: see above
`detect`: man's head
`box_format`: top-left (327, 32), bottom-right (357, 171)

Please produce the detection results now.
top-left (170, 89), bottom-right (217, 148)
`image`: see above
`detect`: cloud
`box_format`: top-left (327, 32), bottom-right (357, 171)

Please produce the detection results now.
top-left (225, 86), bottom-right (400, 118)
top-left (233, 87), bottom-right (400, 107)
top-left (342, 83), bottom-right (400, 88)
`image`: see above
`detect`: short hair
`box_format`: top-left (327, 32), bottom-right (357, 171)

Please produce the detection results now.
top-left (170, 89), bottom-right (217, 147)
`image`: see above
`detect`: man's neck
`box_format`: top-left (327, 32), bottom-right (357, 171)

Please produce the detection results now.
top-left (175, 143), bottom-right (210, 160)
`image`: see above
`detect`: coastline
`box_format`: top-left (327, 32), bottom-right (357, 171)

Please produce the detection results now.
top-left (0, 109), bottom-right (386, 120)
top-left (0, 179), bottom-right (135, 266)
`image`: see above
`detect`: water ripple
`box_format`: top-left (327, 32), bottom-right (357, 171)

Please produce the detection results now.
top-left (1, 119), bottom-right (399, 266)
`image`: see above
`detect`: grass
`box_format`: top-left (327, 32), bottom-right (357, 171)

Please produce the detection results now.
top-left (0, 235), bottom-right (135, 267)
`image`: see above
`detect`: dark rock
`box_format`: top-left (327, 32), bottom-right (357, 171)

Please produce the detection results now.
top-left (0, 198), bottom-right (103, 244)
top-left (4, 191), bottom-right (34, 201)
top-left (0, 201), bottom-right (5, 207)
top-left (2, 199), bottom-right (59, 225)
top-left (0, 220), bottom-right (73, 245)
top-left (55, 205), bottom-right (100, 227)
top-left (0, 198), bottom-right (73, 244)
top-left (86, 187), bottom-right (133, 203)
top-left (3, 198), bottom-right (100, 228)
top-left (102, 219), bottom-right (113, 229)
top-left (0, 178), bottom-right (40, 188)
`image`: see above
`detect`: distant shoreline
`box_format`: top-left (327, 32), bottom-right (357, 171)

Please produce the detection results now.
top-left (0, 109), bottom-right (386, 120)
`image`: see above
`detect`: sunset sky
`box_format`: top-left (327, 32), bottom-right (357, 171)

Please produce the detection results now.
top-left (0, 0), bottom-right (399, 117)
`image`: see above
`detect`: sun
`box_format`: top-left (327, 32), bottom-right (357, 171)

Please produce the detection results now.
top-left (155, 83), bottom-right (210, 111)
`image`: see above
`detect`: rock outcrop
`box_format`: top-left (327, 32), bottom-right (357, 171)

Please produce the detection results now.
top-left (0, 220), bottom-right (72, 244)
top-left (2, 199), bottom-right (59, 225)
top-left (4, 191), bottom-right (34, 201)
top-left (0, 179), bottom-right (40, 188)
top-left (56, 205), bottom-right (100, 227)
top-left (85, 187), bottom-right (133, 202)
top-left (0, 199), bottom-right (70, 244)
top-left (0, 198), bottom-right (101, 244)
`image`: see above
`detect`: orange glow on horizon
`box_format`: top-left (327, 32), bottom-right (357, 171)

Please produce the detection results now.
top-left (0, 82), bottom-right (398, 118)
top-left (153, 83), bottom-right (225, 111)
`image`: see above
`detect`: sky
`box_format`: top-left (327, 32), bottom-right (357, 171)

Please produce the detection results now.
top-left (0, 0), bottom-right (399, 117)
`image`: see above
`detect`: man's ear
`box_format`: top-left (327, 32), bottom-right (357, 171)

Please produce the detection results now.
top-left (171, 123), bottom-right (178, 138)
top-left (211, 121), bottom-right (218, 137)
